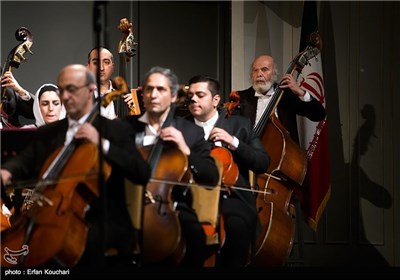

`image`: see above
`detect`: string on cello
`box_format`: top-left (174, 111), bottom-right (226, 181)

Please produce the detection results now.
top-left (0, 74), bottom-right (133, 267)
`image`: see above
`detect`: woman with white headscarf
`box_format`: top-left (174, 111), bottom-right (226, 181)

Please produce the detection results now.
top-left (1, 84), bottom-right (66, 225)
top-left (23, 83), bottom-right (66, 128)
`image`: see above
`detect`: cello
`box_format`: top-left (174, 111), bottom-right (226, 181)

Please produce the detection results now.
top-left (198, 107), bottom-right (238, 266)
top-left (139, 103), bottom-right (186, 265)
top-left (209, 107), bottom-right (239, 187)
top-left (1, 183), bottom-right (13, 231)
top-left (1, 27), bottom-right (33, 128)
top-left (0, 83), bottom-right (128, 267)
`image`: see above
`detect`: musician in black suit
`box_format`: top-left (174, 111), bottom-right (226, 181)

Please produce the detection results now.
top-left (123, 66), bottom-right (219, 266)
top-left (0, 64), bottom-right (151, 266)
top-left (87, 47), bottom-right (144, 119)
top-left (1, 70), bottom-right (34, 128)
top-left (231, 54), bottom-right (326, 144)
top-left (186, 75), bottom-right (270, 267)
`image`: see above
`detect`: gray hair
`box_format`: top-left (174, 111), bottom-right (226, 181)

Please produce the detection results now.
top-left (142, 66), bottom-right (179, 96)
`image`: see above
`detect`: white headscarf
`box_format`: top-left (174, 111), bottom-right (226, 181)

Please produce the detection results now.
top-left (33, 83), bottom-right (66, 127)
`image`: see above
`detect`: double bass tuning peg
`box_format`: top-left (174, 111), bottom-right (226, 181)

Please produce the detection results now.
top-left (15, 53), bottom-right (27, 63)
top-left (11, 41), bottom-right (33, 65)
top-left (23, 44), bottom-right (33, 55)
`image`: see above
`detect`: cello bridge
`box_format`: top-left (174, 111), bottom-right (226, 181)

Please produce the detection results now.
top-left (145, 190), bottom-right (155, 204)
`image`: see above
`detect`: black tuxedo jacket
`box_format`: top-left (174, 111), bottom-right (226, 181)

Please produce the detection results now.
top-left (124, 115), bottom-right (219, 188)
top-left (186, 113), bottom-right (270, 228)
top-left (2, 114), bottom-right (151, 261)
top-left (1, 88), bottom-right (34, 127)
top-left (233, 86), bottom-right (326, 143)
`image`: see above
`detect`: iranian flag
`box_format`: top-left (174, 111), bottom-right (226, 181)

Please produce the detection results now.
top-left (297, 0), bottom-right (331, 231)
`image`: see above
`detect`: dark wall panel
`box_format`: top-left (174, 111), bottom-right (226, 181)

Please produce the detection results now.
top-left (1, 1), bottom-right (230, 124)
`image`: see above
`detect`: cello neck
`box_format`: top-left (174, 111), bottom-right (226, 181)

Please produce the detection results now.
top-left (147, 103), bottom-right (177, 174)
top-left (206, 107), bottom-right (228, 144)
top-left (41, 101), bottom-right (102, 182)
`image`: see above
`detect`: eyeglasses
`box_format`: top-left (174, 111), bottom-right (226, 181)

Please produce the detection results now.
top-left (57, 84), bottom-right (89, 95)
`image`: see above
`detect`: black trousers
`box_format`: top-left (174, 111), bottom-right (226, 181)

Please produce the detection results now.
top-left (220, 195), bottom-right (258, 267)
top-left (77, 199), bottom-right (136, 267)
top-left (177, 203), bottom-right (207, 267)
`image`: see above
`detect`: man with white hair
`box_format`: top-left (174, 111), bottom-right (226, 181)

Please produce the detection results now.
top-left (230, 54), bottom-right (326, 143)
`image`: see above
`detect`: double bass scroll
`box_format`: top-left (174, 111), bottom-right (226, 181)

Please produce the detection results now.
top-left (1, 27), bottom-right (33, 128)
top-left (117, 18), bottom-right (141, 116)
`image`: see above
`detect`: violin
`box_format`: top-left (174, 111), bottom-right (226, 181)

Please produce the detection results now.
top-left (1, 27), bottom-right (33, 128)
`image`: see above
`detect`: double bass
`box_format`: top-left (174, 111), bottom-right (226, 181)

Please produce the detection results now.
top-left (227, 33), bottom-right (322, 267)
top-left (1, 27), bottom-right (33, 128)
top-left (0, 84), bottom-right (128, 267)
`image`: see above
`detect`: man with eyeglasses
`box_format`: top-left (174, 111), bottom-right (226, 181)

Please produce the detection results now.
top-left (0, 64), bottom-right (151, 266)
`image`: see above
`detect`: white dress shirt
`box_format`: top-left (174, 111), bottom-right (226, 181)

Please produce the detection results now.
top-left (138, 112), bottom-right (167, 146)
top-left (254, 87), bottom-right (312, 127)
top-left (255, 87), bottom-right (275, 126)
top-left (194, 111), bottom-right (239, 150)
top-left (194, 111), bottom-right (219, 141)
top-left (64, 113), bottom-right (110, 153)
top-left (94, 81), bottom-right (117, 120)
top-left (65, 115), bottom-right (87, 146)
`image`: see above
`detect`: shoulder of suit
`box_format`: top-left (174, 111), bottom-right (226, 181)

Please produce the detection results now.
top-left (175, 116), bottom-right (203, 131)
top-left (226, 114), bottom-right (251, 125)
top-left (236, 86), bottom-right (254, 95)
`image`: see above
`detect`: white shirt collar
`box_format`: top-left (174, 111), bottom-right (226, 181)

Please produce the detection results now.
top-left (94, 80), bottom-right (113, 98)
top-left (194, 111), bottom-right (219, 140)
top-left (254, 86), bottom-right (275, 98)
top-left (139, 111), bottom-right (169, 146)
top-left (68, 112), bottom-right (90, 127)
top-left (194, 111), bottom-right (219, 128)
